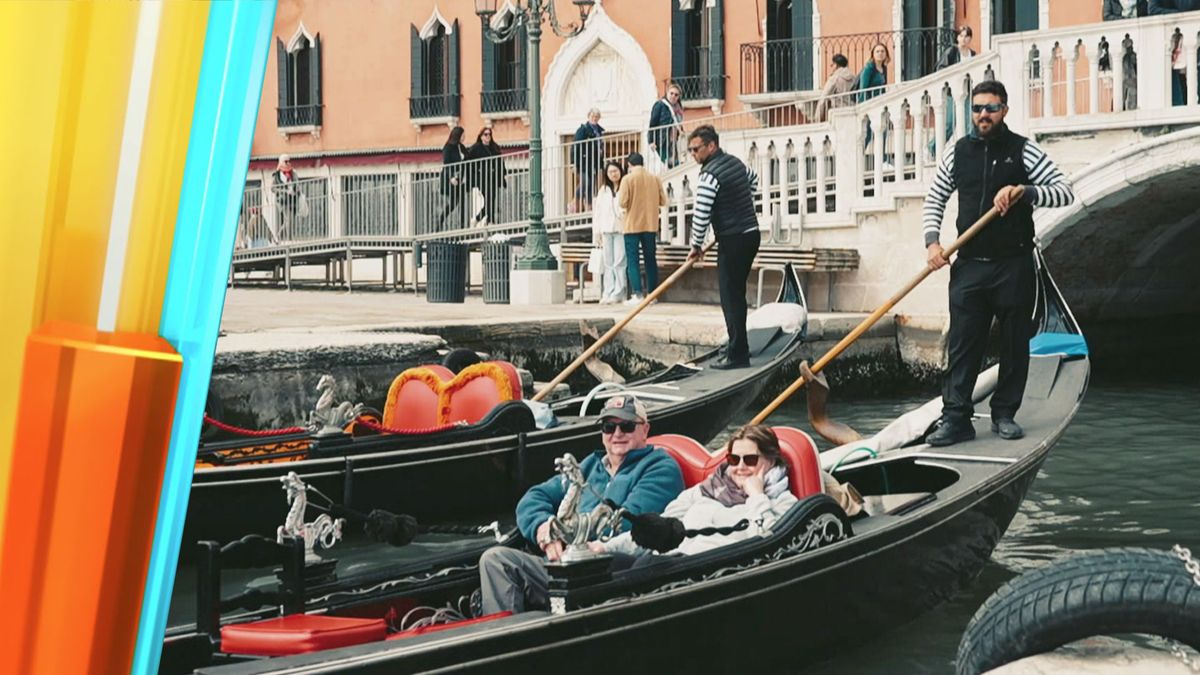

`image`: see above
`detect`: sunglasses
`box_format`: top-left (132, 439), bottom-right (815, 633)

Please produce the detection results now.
top-left (601, 420), bottom-right (639, 435)
top-left (971, 103), bottom-right (1005, 114)
top-left (726, 453), bottom-right (761, 467)
top-left (687, 145), bottom-right (705, 154)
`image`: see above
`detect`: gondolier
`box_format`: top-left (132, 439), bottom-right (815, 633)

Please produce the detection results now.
top-left (922, 79), bottom-right (1074, 446)
top-left (686, 124), bottom-right (761, 370)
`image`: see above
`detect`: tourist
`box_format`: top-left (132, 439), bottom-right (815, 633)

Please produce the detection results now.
top-left (1103, 0), bottom-right (1147, 18)
top-left (271, 154), bottom-right (300, 241)
top-left (592, 160), bottom-right (628, 304)
top-left (934, 27), bottom-right (977, 152)
top-left (1148, 0), bottom-right (1200, 13)
top-left (617, 152), bottom-right (667, 305)
top-left (816, 54), bottom-right (856, 121)
top-left (648, 83), bottom-right (684, 169)
top-left (856, 42), bottom-right (889, 103)
top-left (467, 127), bottom-right (506, 226)
top-left (438, 126), bottom-right (470, 231)
top-left (572, 108), bottom-right (606, 211)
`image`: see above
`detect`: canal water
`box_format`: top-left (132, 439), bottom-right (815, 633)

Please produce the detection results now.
top-left (737, 373), bottom-right (1200, 674)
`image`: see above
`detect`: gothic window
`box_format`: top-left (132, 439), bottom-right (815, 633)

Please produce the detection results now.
top-left (482, 11), bottom-right (528, 113)
top-left (671, 0), bottom-right (725, 100)
top-left (410, 16), bottom-right (461, 119)
top-left (276, 32), bottom-right (322, 128)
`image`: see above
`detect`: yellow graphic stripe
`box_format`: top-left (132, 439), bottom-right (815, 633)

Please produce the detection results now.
top-left (116, 1), bottom-right (210, 334)
top-left (0, 1), bottom-right (138, 555)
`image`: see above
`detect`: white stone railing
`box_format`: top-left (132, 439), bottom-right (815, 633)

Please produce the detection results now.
top-left (994, 12), bottom-right (1200, 134)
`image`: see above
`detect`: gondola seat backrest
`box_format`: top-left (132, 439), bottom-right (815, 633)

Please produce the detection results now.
top-left (220, 614), bottom-right (387, 656)
top-left (382, 364), bottom-right (454, 430)
top-left (441, 361), bottom-right (523, 425)
top-left (648, 434), bottom-right (723, 487)
top-left (770, 426), bottom-right (824, 499)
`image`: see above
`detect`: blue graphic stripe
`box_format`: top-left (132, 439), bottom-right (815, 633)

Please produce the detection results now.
top-left (132, 2), bottom-right (277, 674)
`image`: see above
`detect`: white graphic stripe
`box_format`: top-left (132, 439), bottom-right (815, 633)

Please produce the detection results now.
top-left (96, 1), bottom-right (163, 331)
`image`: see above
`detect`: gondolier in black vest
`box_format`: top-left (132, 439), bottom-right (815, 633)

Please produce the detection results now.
top-left (686, 125), bottom-right (761, 370)
top-left (922, 80), bottom-right (1074, 446)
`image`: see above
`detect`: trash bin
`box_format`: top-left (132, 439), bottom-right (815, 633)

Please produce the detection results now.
top-left (482, 241), bottom-right (512, 304)
top-left (425, 241), bottom-right (468, 303)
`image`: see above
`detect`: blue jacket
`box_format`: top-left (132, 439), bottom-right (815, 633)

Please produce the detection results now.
top-left (856, 63), bottom-right (887, 103)
top-left (515, 446), bottom-right (684, 542)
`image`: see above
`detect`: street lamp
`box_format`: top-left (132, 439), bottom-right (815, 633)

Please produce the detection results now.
top-left (476, 0), bottom-right (594, 272)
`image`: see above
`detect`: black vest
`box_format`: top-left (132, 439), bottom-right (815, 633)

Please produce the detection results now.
top-left (700, 150), bottom-right (758, 238)
top-left (953, 124), bottom-right (1034, 259)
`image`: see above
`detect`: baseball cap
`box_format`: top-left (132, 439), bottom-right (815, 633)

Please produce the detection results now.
top-left (600, 394), bottom-right (647, 423)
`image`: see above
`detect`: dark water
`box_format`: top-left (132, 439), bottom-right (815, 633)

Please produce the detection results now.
top-left (732, 375), bottom-right (1200, 674)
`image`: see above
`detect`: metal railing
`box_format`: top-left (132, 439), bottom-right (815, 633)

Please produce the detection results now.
top-left (277, 104), bottom-right (323, 128)
top-left (342, 175), bottom-right (400, 237)
top-left (410, 93), bottom-right (461, 119)
top-left (481, 88), bottom-right (528, 114)
top-left (672, 73), bottom-right (726, 101)
top-left (740, 27), bottom-right (956, 96)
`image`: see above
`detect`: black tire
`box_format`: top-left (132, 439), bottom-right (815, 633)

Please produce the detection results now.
top-left (956, 547), bottom-right (1200, 675)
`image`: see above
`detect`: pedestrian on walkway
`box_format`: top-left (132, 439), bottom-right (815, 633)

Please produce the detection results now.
top-left (271, 154), bottom-right (300, 241)
top-left (922, 80), bottom-right (1075, 447)
top-left (572, 108), bottom-right (605, 212)
top-left (617, 153), bottom-right (667, 304)
top-left (648, 83), bottom-right (684, 170)
top-left (592, 160), bottom-right (628, 304)
top-left (438, 126), bottom-right (470, 231)
top-left (816, 54), bottom-right (856, 121)
top-left (685, 125), bottom-right (761, 370)
top-left (467, 127), bottom-right (506, 226)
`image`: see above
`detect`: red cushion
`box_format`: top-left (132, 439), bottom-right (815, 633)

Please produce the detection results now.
top-left (382, 365), bottom-right (453, 429)
top-left (771, 426), bottom-right (824, 499)
top-left (384, 611), bottom-right (513, 641)
top-left (220, 615), bottom-right (388, 656)
top-left (648, 434), bottom-right (721, 487)
top-left (441, 361), bottom-right (523, 425)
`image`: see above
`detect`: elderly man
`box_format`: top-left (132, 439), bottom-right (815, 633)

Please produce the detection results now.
top-left (477, 394), bottom-right (684, 614)
top-left (572, 108), bottom-right (606, 211)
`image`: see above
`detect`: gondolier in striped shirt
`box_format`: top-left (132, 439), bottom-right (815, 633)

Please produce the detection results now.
top-left (685, 125), bottom-right (761, 370)
top-left (923, 79), bottom-right (1074, 447)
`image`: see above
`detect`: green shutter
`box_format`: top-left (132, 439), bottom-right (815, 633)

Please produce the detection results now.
top-left (903, 0), bottom-right (922, 81)
top-left (481, 26), bottom-right (496, 96)
top-left (671, 1), bottom-right (687, 81)
top-left (708, 0), bottom-right (724, 98)
top-left (310, 34), bottom-right (322, 112)
top-left (449, 20), bottom-right (461, 116)
top-left (410, 25), bottom-right (423, 99)
top-left (276, 37), bottom-right (289, 108)
top-left (791, 0), bottom-right (813, 91)
top-left (1015, 0), bottom-right (1038, 31)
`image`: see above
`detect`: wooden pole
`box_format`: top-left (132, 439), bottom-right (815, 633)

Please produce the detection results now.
top-left (532, 239), bottom-right (717, 402)
top-left (749, 188), bottom-right (1022, 424)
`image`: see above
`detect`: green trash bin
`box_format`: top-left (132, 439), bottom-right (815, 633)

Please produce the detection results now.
top-left (482, 241), bottom-right (511, 304)
top-left (425, 241), bottom-right (468, 303)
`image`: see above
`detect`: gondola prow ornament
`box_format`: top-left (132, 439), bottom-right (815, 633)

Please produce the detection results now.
top-left (308, 374), bottom-right (365, 437)
top-left (546, 454), bottom-right (625, 562)
top-left (277, 471), bottom-right (345, 561)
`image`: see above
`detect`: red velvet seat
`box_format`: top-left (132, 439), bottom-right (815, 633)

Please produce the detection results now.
top-left (382, 364), bottom-right (454, 430)
top-left (220, 614), bottom-right (387, 656)
top-left (650, 427), bottom-right (823, 499)
top-left (649, 434), bottom-right (721, 487)
top-left (441, 361), bottom-right (523, 425)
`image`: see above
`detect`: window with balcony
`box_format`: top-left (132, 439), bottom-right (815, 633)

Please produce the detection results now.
top-left (671, 0), bottom-right (725, 103)
top-left (410, 15), bottom-right (461, 121)
top-left (481, 12), bottom-right (528, 115)
top-left (276, 31), bottom-right (323, 130)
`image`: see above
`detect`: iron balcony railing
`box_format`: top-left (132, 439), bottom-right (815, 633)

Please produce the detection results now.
top-left (740, 27), bottom-right (956, 96)
top-left (277, 104), bottom-right (323, 128)
top-left (671, 74), bottom-right (727, 101)
top-left (410, 93), bottom-right (461, 120)
top-left (481, 88), bottom-right (529, 114)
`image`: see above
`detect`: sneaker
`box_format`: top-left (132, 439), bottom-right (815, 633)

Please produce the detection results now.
top-left (991, 418), bottom-right (1024, 440)
top-left (599, 297), bottom-right (616, 305)
top-left (926, 419), bottom-right (976, 447)
top-left (624, 295), bottom-right (644, 306)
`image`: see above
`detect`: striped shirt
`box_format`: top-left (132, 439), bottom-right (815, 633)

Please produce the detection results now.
top-left (922, 138), bottom-right (1074, 247)
top-left (690, 165), bottom-right (760, 248)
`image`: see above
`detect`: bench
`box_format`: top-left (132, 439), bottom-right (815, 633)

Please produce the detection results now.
top-left (559, 241), bottom-right (859, 308)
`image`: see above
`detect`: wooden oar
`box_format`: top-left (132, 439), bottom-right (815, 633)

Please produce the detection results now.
top-left (532, 239), bottom-right (717, 402)
top-left (748, 188), bottom-right (1023, 424)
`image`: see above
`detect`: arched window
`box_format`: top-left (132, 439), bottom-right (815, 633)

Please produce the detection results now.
top-left (410, 12), bottom-right (461, 120)
top-left (276, 28), bottom-right (323, 129)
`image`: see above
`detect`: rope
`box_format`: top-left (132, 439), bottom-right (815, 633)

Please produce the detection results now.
top-left (353, 416), bottom-right (464, 436)
top-left (203, 414), bottom-right (308, 437)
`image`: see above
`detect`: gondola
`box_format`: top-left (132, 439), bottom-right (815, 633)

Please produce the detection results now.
top-left (184, 265), bottom-right (811, 547)
top-left (162, 253), bottom-right (1089, 674)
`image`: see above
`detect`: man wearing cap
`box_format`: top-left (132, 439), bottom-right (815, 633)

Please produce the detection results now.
top-left (478, 394), bottom-right (684, 614)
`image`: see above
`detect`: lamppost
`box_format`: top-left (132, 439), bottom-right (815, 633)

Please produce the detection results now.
top-left (475, 0), bottom-right (594, 272)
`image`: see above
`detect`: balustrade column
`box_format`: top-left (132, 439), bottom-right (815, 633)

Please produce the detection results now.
top-left (1067, 51), bottom-right (1078, 116)
top-left (832, 111), bottom-right (860, 220)
top-left (1112, 41), bottom-right (1125, 112)
top-left (871, 108), bottom-right (885, 198)
top-left (814, 138), bottom-right (828, 215)
top-left (1187, 33), bottom-right (1199, 107)
top-left (1089, 52), bottom-right (1100, 115)
top-left (1043, 47), bottom-right (1055, 118)
top-left (932, 95), bottom-right (947, 165)
top-left (913, 104), bottom-right (927, 184)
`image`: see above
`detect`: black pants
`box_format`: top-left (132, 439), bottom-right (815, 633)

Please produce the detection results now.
top-left (942, 254), bottom-right (1036, 423)
top-left (717, 230), bottom-right (761, 362)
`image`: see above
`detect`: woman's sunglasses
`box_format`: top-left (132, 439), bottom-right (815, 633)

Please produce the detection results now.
top-left (726, 453), bottom-right (761, 467)
top-left (601, 420), bottom-right (638, 435)
top-left (971, 103), bottom-right (1005, 114)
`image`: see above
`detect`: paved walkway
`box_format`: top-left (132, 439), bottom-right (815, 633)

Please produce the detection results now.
top-left (221, 288), bottom-right (735, 334)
